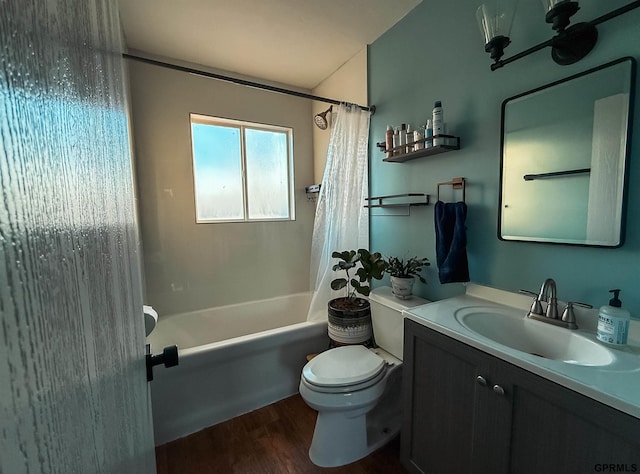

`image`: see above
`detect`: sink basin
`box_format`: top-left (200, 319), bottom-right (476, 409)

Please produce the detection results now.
top-left (456, 307), bottom-right (614, 366)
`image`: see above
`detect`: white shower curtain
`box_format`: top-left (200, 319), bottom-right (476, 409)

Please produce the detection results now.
top-left (307, 103), bottom-right (371, 322)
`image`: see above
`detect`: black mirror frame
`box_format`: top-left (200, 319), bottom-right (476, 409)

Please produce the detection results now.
top-left (497, 56), bottom-right (636, 248)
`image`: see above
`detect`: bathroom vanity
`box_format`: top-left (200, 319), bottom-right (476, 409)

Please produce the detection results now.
top-left (400, 284), bottom-right (640, 474)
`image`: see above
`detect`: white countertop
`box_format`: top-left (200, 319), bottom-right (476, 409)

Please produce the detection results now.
top-left (403, 283), bottom-right (640, 419)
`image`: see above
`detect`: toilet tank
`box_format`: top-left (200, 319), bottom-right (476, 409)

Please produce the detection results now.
top-left (369, 286), bottom-right (430, 360)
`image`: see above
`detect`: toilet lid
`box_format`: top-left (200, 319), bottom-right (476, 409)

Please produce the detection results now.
top-left (302, 345), bottom-right (385, 387)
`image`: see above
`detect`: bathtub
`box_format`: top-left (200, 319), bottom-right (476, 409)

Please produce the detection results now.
top-left (146, 292), bottom-right (328, 445)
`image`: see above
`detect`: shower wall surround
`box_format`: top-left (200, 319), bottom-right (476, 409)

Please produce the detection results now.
top-left (368, 0), bottom-right (640, 312)
top-left (128, 59), bottom-right (315, 315)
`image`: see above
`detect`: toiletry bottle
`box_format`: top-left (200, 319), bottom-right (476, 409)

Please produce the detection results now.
top-left (405, 124), bottom-right (413, 153)
top-left (393, 127), bottom-right (400, 155)
top-left (596, 289), bottom-right (630, 346)
top-left (425, 119), bottom-right (433, 148)
top-left (399, 123), bottom-right (407, 154)
top-left (385, 125), bottom-right (394, 158)
top-left (432, 101), bottom-right (444, 146)
top-left (414, 129), bottom-right (424, 150)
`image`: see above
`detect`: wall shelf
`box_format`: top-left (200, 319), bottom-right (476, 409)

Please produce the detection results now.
top-left (379, 134), bottom-right (460, 163)
top-left (365, 193), bottom-right (430, 208)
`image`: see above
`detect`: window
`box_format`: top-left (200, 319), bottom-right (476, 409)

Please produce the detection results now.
top-left (190, 114), bottom-right (295, 222)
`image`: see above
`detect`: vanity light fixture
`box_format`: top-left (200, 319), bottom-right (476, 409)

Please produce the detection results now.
top-left (478, 0), bottom-right (640, 71)
top-left (476, 1), bottom-right (518, 64)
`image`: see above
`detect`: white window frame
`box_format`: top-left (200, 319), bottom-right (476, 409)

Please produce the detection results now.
top-left (190, 113), bottom-right (295, 223)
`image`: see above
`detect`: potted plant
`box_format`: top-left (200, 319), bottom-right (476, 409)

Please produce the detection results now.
top-left (385, 256), bottom-right (430, 299)
top-left (328, 249), bottom-right (387, 346)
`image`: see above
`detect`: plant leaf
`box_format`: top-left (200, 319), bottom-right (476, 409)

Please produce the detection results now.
top-left (351, 279), bottom-right (369, 297)
top-left (339, 261), bottom-right (356, 270)
top-left (356, 267), bottom-right (367, 282)
top-left (331, 278), bottom-right (347, 290)
top-left (358, 248), bottom-right (371, 259)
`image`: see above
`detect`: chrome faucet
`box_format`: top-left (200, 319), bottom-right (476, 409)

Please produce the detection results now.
top-left (520, 278), bottom-right (591, 330)
top-left (536, 278), bottom-right (558, 319)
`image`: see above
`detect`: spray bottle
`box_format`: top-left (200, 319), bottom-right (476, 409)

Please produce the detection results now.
top-left (432, 101), bottom-right (444, 146)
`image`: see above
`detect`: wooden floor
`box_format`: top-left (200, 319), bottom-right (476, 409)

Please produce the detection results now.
top-left (155, 394), bottom-right (408, 474)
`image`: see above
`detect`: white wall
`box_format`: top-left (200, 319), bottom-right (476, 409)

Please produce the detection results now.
top-left (128, 58), bottom-right (316, 315)
top-left (311, 48), bottom-right (368, 184)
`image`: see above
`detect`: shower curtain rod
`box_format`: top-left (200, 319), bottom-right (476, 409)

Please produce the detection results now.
top-left (122, 54), bottom-right (376, 114)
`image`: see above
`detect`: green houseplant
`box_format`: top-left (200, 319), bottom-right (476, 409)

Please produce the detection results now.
top-left (328, 249), bottom-right (387, 345)
top-left (385, 256), bottom-right (430, 299)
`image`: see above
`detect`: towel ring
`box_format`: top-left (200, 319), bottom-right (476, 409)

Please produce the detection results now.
top-left (436, 177), bottom-right (465, 203)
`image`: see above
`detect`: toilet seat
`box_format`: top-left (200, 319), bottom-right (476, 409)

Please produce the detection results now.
top-left (302, 345), bottom-right (385, 389)
top-left (301, 366), bottom-right (388, 394)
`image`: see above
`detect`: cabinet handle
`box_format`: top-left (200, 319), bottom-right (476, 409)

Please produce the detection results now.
top-left (476, 375), bottom-right (488, 386)
top-left (492, 384), bottom-right (505, 396)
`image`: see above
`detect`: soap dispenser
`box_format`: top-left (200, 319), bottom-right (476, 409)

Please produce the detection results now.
top-left (596, 289), bottom-right (630, 345)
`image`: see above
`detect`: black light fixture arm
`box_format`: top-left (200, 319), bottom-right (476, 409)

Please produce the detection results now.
top-left (589, 0), bottom-right (640, 26)
top-left (491, 37), bottom-right (555, 71)
top-left (491, 0), bottom-right (640, 71)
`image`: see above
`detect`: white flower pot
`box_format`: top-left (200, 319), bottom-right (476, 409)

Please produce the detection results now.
top-left (390, 276), bottom-right (415, 299)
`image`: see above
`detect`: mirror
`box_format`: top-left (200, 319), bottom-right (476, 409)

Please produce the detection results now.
top-left (499, 57), bottom-right (635, 247)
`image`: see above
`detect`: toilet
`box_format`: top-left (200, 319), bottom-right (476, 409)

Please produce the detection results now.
top-left (299, 286), bottom-right (429, 467)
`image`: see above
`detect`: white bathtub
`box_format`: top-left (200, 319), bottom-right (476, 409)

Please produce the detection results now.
top-left (146, 292), bottom-right (328, 445)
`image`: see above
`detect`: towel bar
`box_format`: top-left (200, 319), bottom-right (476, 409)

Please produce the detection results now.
top-left (437, 177), bottom-right (465, 202)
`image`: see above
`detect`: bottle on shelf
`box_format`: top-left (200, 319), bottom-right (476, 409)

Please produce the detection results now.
top-left (414, 129), bottom-right (424, 150)
top-left (425, 119), bottom-right (433, 148)
top-left (405, 124), bottom-right (413, 153)
top-left (399, 123), bottom-right (407, 154)
top-left (393, 127), bottom-right (400, 155)
top-left (385, 125), bottom-right (394, 158)
top-left (432, 101), bottom-right (444, 146)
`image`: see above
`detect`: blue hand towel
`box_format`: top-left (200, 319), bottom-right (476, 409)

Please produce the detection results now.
top-left (434, 201), bottom-right (470, 284)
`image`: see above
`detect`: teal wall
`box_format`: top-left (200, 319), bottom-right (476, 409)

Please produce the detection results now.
top-left (368, 0), bottom-right (640, 313)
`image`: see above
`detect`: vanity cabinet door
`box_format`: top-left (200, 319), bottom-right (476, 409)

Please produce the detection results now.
top-left (503, 361), bottom-right (640, 474)
top-left (401, 319), bottom-right (512, 474)
top-left (402, 319), bottom-right (640, 474)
